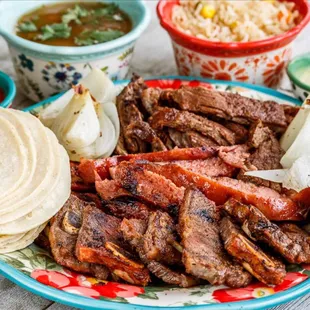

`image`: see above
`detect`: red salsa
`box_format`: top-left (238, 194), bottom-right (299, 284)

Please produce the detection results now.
top-left (0, 88), bottom-right (5, 103)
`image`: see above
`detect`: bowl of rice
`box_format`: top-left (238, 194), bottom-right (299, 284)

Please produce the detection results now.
top-left (157, 0), bottom-right (310, 88)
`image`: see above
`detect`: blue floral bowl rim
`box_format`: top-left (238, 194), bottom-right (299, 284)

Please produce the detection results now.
top-left (15, 76), bottom-right (306, 310)
top-left (0, 71), bottom-right (16, 108)
top-left (0, 0), bottom-right (151, 57)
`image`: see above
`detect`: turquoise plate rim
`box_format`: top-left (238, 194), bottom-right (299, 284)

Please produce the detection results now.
top-left (3, 76), bottom-right (306, 310)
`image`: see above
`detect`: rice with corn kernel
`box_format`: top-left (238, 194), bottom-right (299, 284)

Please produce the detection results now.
top-left (172, 0), bottom-right (299, 42)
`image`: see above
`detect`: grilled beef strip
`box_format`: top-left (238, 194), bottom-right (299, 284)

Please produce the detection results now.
top-left (49, 195), bottom-right (110, 280)
top-left (78, 146), bottom-right (248, 183)
top-left (124, 120), bottom-right (167, 153)
top-left (223, 199), bottom-right (310, 263)
top-left (75, 204), bottom-right (150, 286)
top-left (238, 121), bottom-right (284, 191)
top-left (179, 188), bottom-right (252, 287)
top-left (168, 129), bottom-right (218, 148)
top-left (149, 107), bottom-right (236, 146)
top-left (110, 161), bottom-right (184, 210)
top-left (70, 162), bottom-right (94, 192)
top-left (121, 218), bottom-right (198, 287)
top-left (104, 199), bottom-right (150, 221)
top-left (123, 161), bottom-right (306, 221)
top-left (220, 217), bottom-right (286, 285)
top-left (143, 211), bottom-right (182, 265)
top-left (167, 86), bottom-right (296, 129)
top-left (141, 87), bottom-right (161, 115)
top-left (73, 192), bottom-right (103, 209)
top-left (222, 121), bottom-right (249, 144)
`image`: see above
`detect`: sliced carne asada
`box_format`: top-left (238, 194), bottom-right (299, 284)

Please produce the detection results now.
top-left (96, 179), bottom-right (134, 202)
top-left (238, 121), bottom-right (284, 191)
top-left (104, 199), bottom-right (150, 220)
top-left (49, 195), bottom-right (110, 280)
top-left (168, 129), bottom-right (218, 148)
top-left (223, 199), bottom-right (310, 263)
top-left (124, 120), bottom-right (167, 153)
top-left (149, 107), bottom-right (236, 146)
top-left (78, 146), bottom-right (219, 183)
top-left (222, 121), bottom-right (249, 144)
top-left (168, 86), bottom-right (294, 128)
top-left (121, 218), bottom-right (198, 287)
top-left (143, 211), bottom-right (182, 265)
top-left (179, 188), bottom-right (252, 287)
top-left (164, 157), bottom-right (237, 178)
top-left (141, 87), bottom-right (161, 115)
top-left (220, 217), bottom-right (286, 285)
top-left (125, 161), bottom-right (306, 221)
top-left (111, 161), bottom-right (184, 210)
top-left (75, 204), bottom-right (150, 286)
top-left (71, 162), bottom-right (94, 192)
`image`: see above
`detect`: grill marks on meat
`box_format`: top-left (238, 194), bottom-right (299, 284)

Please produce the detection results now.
top-left (75, 205), bottom-right (150, 286)
top-left (121, 218), bottom-right (198, 287)
top-left (238, 121), bottom-right (284, 191)
top-left (149, 107), bottom-right (236, 146)
top-left (220, 217), bottom-right (286, 285)
top-left (223, 199), bottom-right (310, 264)
top-left (49, 195), bottom-right (110, 280)
top-left (179, 188), bottom-right (252, 288)
top-left (104, 199), bottom-right (150, 220)
top-left (111, 162), bottom-right (184, 210)
top-left (126, 161), bottom-right (305, 221)
top-left (143, 211), bottom-right (182, 265)
top-left (96, 179), bottom-right (134, 201)
top-left (168, 86), bottom-right (292, 128)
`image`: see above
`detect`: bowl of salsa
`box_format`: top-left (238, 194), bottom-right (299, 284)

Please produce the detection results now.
top-left (0, 1), bottom-right (150, 101)
top-left (0, 71), bottom-right (16, 108)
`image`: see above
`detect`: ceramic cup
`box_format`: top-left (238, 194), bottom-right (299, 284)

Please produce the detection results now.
top-left (157, 0), bottom-right (310, 89)
top-left (287, 53), bottom-right (310, 101)
top-left (0, 0), bottom-right (150, 101)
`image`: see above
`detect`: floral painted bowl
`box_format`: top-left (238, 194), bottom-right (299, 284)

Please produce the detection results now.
top-left (287, 53), bottom-right (310, 101)
top-left (0, 0), bottom-right (150, 102)
top-left (1, 77), bottom-right (308, 310)
top-left (0, 71), bottom-right (16, 108)
top-left (157, 0), bottom-right (310, 88)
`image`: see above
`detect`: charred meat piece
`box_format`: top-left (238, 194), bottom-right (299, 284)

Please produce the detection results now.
top-left (71, 162), bottom-right (94, 192)
top-left (164, 157), bottom-right (237, 178)
top-left (121, 218), bottom-right (198, 287)
top-left (238, 121), bottom-right (284, 191)
top-left (149, 107), bottom-right (236, 146)
top-left (35, 224), bottom-right (51, 251)
top-left (111, 161), bottom-right (184, 210)
top-left (95, 179), bottom-right (134, 202)
top-left (143, 211), bottom-right (182, 265)
top-left (168, 129), bottom-right (218, 148)
top-left (222, 122), bottom-right (249, 144)
top-left (179, 188), bottom-right (252, 288)
top-left (125, 161), bottom-right (306, 221)
top-left (168, 86), bottom-right (295, 129)
top-left (141, 87), bottom-right (161, 115)
top-left (78, 146), bottom-right (246, 184)
top-left (124, 120), bottom-right (167, 153)
top-left (76, 205), bottom-right (150, 286)
top-left (49, 195), bottom-right (110, 280)
top-left (104, 199), bottom-right (150, 220)
top-left (220, 217), bottom-right (286, 285)
top-left (223, 199), bottom-right (310, 263)
top-left (73, 192), bottom-right (103, 209)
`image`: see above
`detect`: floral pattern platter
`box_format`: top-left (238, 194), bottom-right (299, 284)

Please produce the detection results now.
top-left (2, 77), bottom-right (308, 310)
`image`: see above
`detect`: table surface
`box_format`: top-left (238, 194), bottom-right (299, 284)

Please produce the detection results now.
top-left (0, 1), bottom-right (310, 309)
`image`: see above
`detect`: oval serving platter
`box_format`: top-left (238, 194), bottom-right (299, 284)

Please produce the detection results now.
top-left (1, 76), bottom-right (309, 310)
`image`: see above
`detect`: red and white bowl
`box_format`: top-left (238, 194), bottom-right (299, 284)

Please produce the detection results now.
top-left (157, 0), bottom-right (310, 88)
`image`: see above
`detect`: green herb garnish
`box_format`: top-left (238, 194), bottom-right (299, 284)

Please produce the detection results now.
top-left (18, 21), bottom-right (37, 32)
top-left (35, 23), bottom-right (71, 41)
top-left (93, 3), bottom-right (119, 17)
top-left (62, 4), bottom-right (89, 25)
top-left (75, 29), bottom-right (124, 46)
